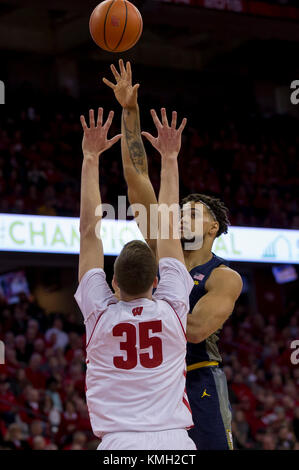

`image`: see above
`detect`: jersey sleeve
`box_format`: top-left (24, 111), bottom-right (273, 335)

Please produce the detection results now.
top-left (74, 268), bottom-right (117, 344)
top-left (153, 257), bottom-right (194, 320)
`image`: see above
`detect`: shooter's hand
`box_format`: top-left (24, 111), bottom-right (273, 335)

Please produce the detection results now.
top-left (142, 108), bottom-right (187, 160)
top-left (80, 108), bottom-right (122, 159)
top-left (103, 59), bottom-right (139, 109)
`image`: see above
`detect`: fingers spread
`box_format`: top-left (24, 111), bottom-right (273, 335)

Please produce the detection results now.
top-left (132, 83), bottom-right (140, 97)
top-left (126, 61), bottom-right (132, 82)
top-left (178, 117), bottom-right (187, 134)
top-left (108, 133), bottom-right (122, 147)
top-left (89, 109), bottom-right (95, 128)
top-left (141, 131), bottom-right (156, 146)
top-left (171, 111), bottom-right (177, 129)
top-left (97, 107), bottom-right (103, 127)
top-left (150, 109), bottom-right (162, 129)
top-left (103, 77), bottom-right (116, 89)
top-left (80, 115), bottom-right (88, 131)
top-left (103, 110), bottom-right (114, 130)
top-left (161, 108), bottom-right (169, 127)
top-left (110, 64), bottom-right (120, 81)
top-left (119, 58), bottom-right (126, 77)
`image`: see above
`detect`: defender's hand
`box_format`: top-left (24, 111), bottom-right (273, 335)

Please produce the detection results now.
top-left (142, 108), bottom-right (187, 160)
top-left (103, 59), bottom-right (139, 109)
top-left (80, 108), bottom-right (122, 159)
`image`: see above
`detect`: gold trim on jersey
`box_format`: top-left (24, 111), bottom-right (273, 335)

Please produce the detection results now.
top-left (187, 360), bottom-right (219, 371)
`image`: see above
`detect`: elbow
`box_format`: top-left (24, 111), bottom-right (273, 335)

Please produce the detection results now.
top-left (124, 166), bottom-right (148, 181)
top-left (123, 166), bottom-right (138, 182)
top-left (186, 328), bottom-right (207, 344)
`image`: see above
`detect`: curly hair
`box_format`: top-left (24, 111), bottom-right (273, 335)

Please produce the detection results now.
top-left (180, 193), bottom-right (230, 238)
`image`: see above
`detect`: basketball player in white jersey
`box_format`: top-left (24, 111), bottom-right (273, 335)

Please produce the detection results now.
top-left (74, 107), bottom-right (196, 450)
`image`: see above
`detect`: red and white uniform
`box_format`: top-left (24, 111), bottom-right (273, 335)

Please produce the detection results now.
top-left (74, 257), bottom-right (195, 450)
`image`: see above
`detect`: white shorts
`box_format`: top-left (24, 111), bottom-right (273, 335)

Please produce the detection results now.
top-left (97, 429), bottom-right (197, 450)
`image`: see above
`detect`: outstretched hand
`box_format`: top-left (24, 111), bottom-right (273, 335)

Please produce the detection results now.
top-left (141, 108), bottom-right (187, 160)
top-left (102, 59), bottom-right (139, 109)
top-left (80, 108), bottom-right (122, 158)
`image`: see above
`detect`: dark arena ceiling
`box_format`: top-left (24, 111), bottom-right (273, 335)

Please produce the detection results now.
top-left (0, 0), bottom-right (299, 70)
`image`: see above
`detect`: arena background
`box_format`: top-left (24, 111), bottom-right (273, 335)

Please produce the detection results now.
top-left (0, 0), bottom-right (299, 450)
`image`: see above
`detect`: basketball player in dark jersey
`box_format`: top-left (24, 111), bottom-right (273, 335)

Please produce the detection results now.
top-left (103, 59), bottom-right (243, 450)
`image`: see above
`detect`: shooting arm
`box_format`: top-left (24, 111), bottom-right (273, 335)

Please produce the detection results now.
top-left (103, 60), bottom-right (157, 253)
top-left (122, 105), bottom-right (158, 254)
top-left (187, 267), bottom-right (242, 343)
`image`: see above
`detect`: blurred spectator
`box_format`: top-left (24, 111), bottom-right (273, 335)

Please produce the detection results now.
top-left (25, 354), bottom-right (46, 390)
top-left (231, 410), bottom-right (251, 449)
top-left (63, 431), bottom-right (87, 450)
top-left (32, 435), bottom-right (47, 450)
top-left (46, 378), bottom-right (63, 412)
top-left (293, 408), bottom-right (299, 442)
top-left (45, 318), bottom-right (69, 351)
top-left (275, 425), bottom-right (295, 450)
top-left (262, 433), bottom-right (277, 450)
top-left (3, 423), bottom-right (31, 450)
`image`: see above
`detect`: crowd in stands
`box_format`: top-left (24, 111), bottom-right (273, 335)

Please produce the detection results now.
top-left (0, 99), bottom-right (298, 230)
top-left (0, 288), bottom-right (298, 450)
top-left (221, 296), bottom-right (299, 450)
top-left (0, 295), bottom-right (97, 450)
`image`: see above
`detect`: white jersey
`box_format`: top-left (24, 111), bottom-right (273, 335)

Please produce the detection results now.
top-left (74, 257), bottom-right (194, 439)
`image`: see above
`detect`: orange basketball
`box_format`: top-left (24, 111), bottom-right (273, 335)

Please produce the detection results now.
top-left (89, 0), bottom-right (143, 53)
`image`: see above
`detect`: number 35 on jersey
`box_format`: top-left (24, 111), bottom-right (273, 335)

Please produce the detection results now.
top-left (112, 320), bottom-right (163, 370)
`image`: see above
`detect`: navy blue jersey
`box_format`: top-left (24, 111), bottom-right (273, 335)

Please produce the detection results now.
top-left (186, 253), bottom-right (229, 366)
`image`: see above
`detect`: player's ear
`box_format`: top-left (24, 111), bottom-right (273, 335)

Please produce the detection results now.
top-left (209, 221), bottom-right (219, 238)
top-left (112, 275), bottom-right (118, 289)
top-left (153, 276), bottom-right (158, 289)
top-left (112, 276), bottom-right (120, 300)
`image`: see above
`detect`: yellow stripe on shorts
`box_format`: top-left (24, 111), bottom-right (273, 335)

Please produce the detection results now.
top-left (187, 361), bottom-right (219, 372)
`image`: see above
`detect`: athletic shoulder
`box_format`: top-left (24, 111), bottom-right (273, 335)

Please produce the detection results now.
top-left (206, 265), bottom-right (243, 296)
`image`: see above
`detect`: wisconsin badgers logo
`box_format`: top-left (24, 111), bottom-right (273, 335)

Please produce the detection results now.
top-left (111, 15), bottom-right (120, 27)
top-left (132, 307), bottom-right (143, 316)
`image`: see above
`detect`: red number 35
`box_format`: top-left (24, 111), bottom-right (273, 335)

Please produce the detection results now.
top-left (112, 321), bottom-right (163, 370)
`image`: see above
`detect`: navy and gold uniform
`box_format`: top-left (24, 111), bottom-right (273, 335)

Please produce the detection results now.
top-left (186, 254), bottom-right (233, 450)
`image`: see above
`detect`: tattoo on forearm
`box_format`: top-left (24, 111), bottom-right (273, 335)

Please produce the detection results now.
top-left (122, 110), bottom-right (148, 174)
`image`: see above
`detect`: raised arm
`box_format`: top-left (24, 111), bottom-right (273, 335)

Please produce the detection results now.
top-left (78, 108), bottom-right (122, 282)
top-left (103, 59), bottom-right (158, 254)
top-left (142, 108), bottom-right (187, 263)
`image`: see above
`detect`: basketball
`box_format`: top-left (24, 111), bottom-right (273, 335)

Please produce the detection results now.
top-left (89, 0), bottom-right (143, 53)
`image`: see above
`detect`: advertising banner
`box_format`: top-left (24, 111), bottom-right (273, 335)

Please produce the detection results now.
top-left (0, 214), bottom-right (299, 264)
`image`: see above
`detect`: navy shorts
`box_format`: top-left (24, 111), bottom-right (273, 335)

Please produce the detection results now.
top-left (186, 366), bottom-right (233, 450)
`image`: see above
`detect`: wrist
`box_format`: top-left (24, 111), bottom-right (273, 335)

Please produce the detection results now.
top-left (161, 158), bottom-right (179, 177)
top-left (83, 152), bottom-right (101, 162)
top-left (123, 103), bottom-right (138, 112)
top-left (161, 153), bottom-right (178, 162)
